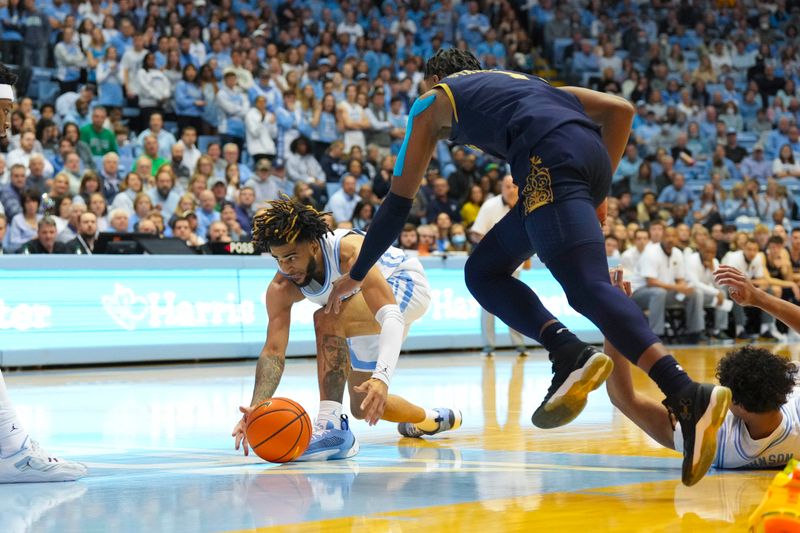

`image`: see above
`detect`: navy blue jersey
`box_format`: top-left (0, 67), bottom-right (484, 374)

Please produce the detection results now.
top-left (434, 70), bottom-right (599, 160)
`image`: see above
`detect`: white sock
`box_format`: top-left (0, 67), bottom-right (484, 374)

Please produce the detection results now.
top-left (316, 400), bottom-right (343, 429)
top-left (415, 408), bottom-right (439, 432)
top-left (0, 371), bottom-right (29, 458)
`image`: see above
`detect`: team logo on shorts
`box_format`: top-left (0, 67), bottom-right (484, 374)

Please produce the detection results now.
top-left (522, 155), bottom-right (553, 214)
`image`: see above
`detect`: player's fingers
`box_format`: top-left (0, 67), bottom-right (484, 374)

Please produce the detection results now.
top-left (354, 381), bottom-right (368, 393)
top-left (360, 390), bottom-right (374, 412)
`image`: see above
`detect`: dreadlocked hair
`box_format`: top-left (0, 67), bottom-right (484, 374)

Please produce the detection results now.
top-left (252, 197), bottom-right (332, 252)
top-left (0, 62), bottom-right (17, 86)
top-left (424, 48), bottom-right (481, 79)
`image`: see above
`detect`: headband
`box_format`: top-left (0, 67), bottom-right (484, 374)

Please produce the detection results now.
top-left (0, 84), bottom-right (14, 102)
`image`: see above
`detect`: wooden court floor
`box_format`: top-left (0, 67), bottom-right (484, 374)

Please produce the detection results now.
top-left (2, 344), bottom-right (795, 532)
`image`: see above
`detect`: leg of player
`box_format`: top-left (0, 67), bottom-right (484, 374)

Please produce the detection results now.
top-left (0, 371), bottom-right (87, 483)
top-left (464, 206), bottom-right (614, 431)
top-left (346, 370), bottom-right (461, 439)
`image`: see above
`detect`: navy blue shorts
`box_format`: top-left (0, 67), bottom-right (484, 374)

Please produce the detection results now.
top-left (494, 123), bottom-right (612, 266)
top-left (509, 121), bottom-right (612, 210)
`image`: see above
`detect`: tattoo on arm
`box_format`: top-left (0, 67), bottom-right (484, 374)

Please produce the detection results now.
top-left (252, 353), bottom-right (285, 405)
top-left (319, 334), bottom-right (349, 402)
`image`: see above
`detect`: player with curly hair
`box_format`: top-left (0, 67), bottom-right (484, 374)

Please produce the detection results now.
top-left (606, 269), bottom-right (798, 470)
top-left (231, 199), bottom-right (461, 461)
top-left (0, 62), bottom-right (87, 482)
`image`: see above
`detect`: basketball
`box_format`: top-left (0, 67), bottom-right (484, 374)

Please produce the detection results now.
top-left (246, 397), bottom-right (312, 463)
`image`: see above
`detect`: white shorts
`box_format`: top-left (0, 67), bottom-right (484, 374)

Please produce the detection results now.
top-left (347, 267), bottom-right (430, 372)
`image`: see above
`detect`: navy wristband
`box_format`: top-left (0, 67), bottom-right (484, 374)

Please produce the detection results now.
top-left (349, 192), bottom-right (413, 281)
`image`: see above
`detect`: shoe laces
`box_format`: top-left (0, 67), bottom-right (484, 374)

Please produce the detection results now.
top-left (28, 441), bottom-right (60, 463)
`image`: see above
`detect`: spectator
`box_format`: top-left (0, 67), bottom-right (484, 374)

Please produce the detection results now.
top-left (245, 95), bottom-right (277, 164)
top-left (73, 171), bottom-right (101, 206)
top-left (723, 129), bottom-right (747, 164)
top-left (657, 173), bottom-right (693, 212)
top-left (18, 216), bottom-right (68, 254)
top-left (5, 189), bottom-right (41, 253)
top-left (762, 235), bottom-right (800, 312)
top-left (765, 116), bottom-right (791, 161)
top-left (129, 193), bottom-right (153, 232)
top-left (68, 211), bottom-right (97, 254)
top-left (235, 186), bottom-right (256, 236)
top-left (96, 46), bottom-right (125, 110)
top-left (448, 223), bottom-right (469, 253)
top-left (633, 226), bottom-right (705, 343)
top-left (219, 203), bottom-right (246, 242)
top-left (740, 143), bottom-right (772, 182)
top-left (138, 136), bottom-right (168, 176)
top-left (448, 153), bottom-right (481, 205)
top-left (460, 184), bottom-right (486, 228)
top-left (7, 131), bottom-right (52, 177)
top-left (0, 164), bottom-right (26, 219)
top-left (310, 93), bottom-right (341, 160)
top-left (324, 174), bottom-right (359, 224)
top-left (171, 215), bottom-right (202, 248)
top-left (216, 71), bottom-right (249, 151)
top-left (136, 113), bottom-right (177, 161)
top-left (605, 235), bottom-right (620, 259)
top-left (772, 144), bottom-right (800, 180)
top-left (613, 144), bottom-right (643, 192)
top-left (338, 84), bottom-right (369, 153)
top-left (721, 237), bottom-right (775, 339)
top-left (350, 201), bottom-right (374, 231)
top-left (365, 87), bottom-right (391, 151)
top-left (193, 188), bottom-right (219, 236)
top-left (723, 182), bottom-right (757, 223)
top-left (54, 26), bottom-right (86, 94)
top-left (136, 53), bottom-right (172, 126)
top-left (244, 158), bottom-right (281, 207)
top-left (221, 143), bottom-right (250, 184)
top-left (174, 126), bottom-right (201, 176)
top-left (57, 201), bottom-right (86, 244)
top-left (397, 223), bottom-right (419, 253)
top-left (19, 1), bottom-right (49, 68)
top-left (174, 64), bottom-right (205, 134)
top-left (686, 240), bottom-right (731, 339)
top-left (198, 63), bottom-right (220, 134)
top-left (387, 96), bottom-right (408, 156)
top-left (63, 122), bottom-right (96, 170)
top-left (51, 195), bottom-right (72, 236)
top-left (286, 136), bottom-right (324, 193)
top-left (111, 172), bottom-right (143, 214)
top-left (107, 208), bottom-right (129, 234)
top-left (169, 143), bottom-right (192, 185)
top-left (88, 191), bottom-right (109, 232)
top-left (692, 183), bottom-right (722, 228)
top-left (758, 179), bottom-right (790, 223)
top-left (149, 167), bottom-right (180, 220)
top-left (427, 177), bottom-right (462, 223)
top-left (80, 106), bottom-right (117, 157)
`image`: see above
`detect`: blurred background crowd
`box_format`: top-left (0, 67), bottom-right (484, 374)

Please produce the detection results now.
top-left (3, 0), bottom-right (800, 342)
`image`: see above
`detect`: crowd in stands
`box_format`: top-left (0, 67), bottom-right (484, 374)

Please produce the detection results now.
top-left (3, 1), bottom-right (800, 340)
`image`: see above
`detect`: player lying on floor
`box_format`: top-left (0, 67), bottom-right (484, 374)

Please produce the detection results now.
top-left (231, 199), bottom-right (460, 461)
top-left (605, 268), bottom-right (798, 470)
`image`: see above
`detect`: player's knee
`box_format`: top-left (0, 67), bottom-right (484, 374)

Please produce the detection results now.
top-left (313, 308), bottom-right (335, 330)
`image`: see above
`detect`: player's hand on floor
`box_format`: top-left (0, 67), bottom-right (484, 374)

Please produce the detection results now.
top-left (355, 378), bottom-right (388, 426)
top-left (325, 274), bottom-right (362, 314)
top-left (232, 405), bottom-right (255, 456)
top-left (714, 266), bottom-right (755, 306)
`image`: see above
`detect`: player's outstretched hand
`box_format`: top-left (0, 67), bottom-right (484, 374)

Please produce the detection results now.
top-left (714, 265), bottom-right (756, 306)
top-left (355, 378), bottom-right (388, 426)
top-left (232, 405), bottom-right (255, 456)
top-left (324, 274), bottom-right (362, 314)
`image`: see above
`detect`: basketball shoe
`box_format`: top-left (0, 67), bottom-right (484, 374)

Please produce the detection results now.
top-left (531, 344), bottom-right (613, 429)
top-left (295, 415), bottom-right (359, 462)
top-left (748, 459), bottom-right (800, 533)
top-left (664, 382), bottom-right (731, 487)
top-left (0, 438), bottom-right (87, 483)
top-left (397, 408), bottom-right (462, 438)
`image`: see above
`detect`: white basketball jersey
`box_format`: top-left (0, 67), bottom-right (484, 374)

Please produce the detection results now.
top-left (299, 229), bottom-right (423, 306)
top-left (676, 388), bottom-right (800, 469)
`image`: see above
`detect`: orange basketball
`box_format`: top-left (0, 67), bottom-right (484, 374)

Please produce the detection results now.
top-left (246, 397), bottom-right (312, 463)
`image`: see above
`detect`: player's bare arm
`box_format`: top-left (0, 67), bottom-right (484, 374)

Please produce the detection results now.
top-left (605, 270), bottom-right (675, 449)
top-left (338, 235), bottom-right (405, 424)
top-left (558, 86), bottom-right (635, 174)
top-left (232, 275), bottom-right (303, 455)
top-left (325, 90), bottom-right (452, 314)
top-left (716, 265), bottom-right (800, 332)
